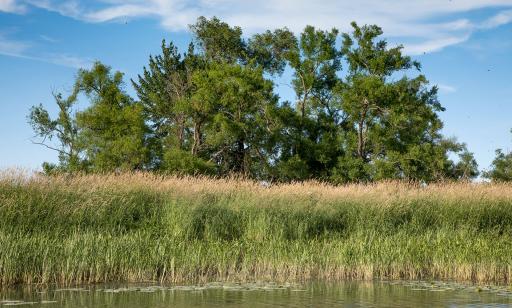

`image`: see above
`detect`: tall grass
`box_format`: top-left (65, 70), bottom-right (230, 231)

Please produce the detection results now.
top-left (2, 170), bottom-right (512, 286)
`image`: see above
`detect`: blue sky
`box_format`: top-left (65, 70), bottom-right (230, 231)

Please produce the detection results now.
top-left (1, 0), bottom-right (511, 172)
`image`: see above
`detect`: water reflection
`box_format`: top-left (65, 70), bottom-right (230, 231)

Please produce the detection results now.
top-left (1, 281), bottom-right (511, 307)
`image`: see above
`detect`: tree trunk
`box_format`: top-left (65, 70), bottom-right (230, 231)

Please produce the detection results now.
top-left (177, 115), bottom-right (185, 150)
top-left (357, 99), bottom-right (369, 160)
top-left (301, 95), bottom-right (307, 121)
top-left (235, 138), bottom-right (245, 174)
top-left (192, 121), bottom-right (202, 156)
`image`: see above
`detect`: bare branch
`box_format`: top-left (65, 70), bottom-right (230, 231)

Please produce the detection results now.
top-left (30, 139), bottom-right (69, 156)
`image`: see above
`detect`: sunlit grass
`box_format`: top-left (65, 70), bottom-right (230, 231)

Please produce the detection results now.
top-left (1, 170), bottom-right (512, 286)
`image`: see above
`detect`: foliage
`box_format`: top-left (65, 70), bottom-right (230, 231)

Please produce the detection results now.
top-left (162, 148), bottom-right (215, 175)
top-left (484, 149), bottom-right (512, 182)
top-left (29, 62), bottom-right (149, 173)
top-left (28, 91), bottom-right (84, 172)
top-left (190, 16), bottom-right (245, 63)
top-left (132, 41), bottom-right (200, 169)
top-left (451, 146), bottom-right (480, 181)
top-left (29, 17), bottom-right (479, 182)
top-left (334, 23), bottom-right (455, 182)
top-left (76, 62), bottom-right (149, 172)
top-left (192, 62), bottom-right (279, 176)
top-left (2, 174), bottom-right (512, 286)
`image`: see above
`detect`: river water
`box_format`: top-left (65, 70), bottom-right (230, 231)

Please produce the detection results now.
top-left (1, 281), bottom-right (512, 307)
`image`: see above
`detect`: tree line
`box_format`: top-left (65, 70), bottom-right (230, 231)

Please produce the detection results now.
top-left (31, 16), bottom-right (509, 183)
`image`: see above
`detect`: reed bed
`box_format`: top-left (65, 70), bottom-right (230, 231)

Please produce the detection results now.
top-left (1, 170), bottom-right (512, 286)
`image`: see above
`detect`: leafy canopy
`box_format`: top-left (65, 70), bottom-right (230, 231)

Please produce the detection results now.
top-left (29, 17), bottom-right (479, 182)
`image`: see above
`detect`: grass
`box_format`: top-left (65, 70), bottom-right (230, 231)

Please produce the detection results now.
top-left (2, 170), bottom-right (512, 286)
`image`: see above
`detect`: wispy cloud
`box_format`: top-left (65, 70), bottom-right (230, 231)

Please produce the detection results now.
top-left (39, 34), bottom-right (58, 43)
top-left (0, 0), bottom-right (25, 13)
top-left (0, 33), bottom-right (91, 68)
top-left (0, 33), bottom-right (30, 56)
top-left (403, 34), bottom-right (472, 55)
top-left (84, 4), bottom-right (156, 22)
top-left (481, 9), bottom-right (512, 28)
top-left (5, 0), bottom-right (512, 54)
top-left (401, 9), bottom-right (512, 54)
top-left (25, 0), bottom-right (82, 18)
top-left (437, 84), bottom-right (458, 94)
top-left (43, 53), bottom-right (92, 68)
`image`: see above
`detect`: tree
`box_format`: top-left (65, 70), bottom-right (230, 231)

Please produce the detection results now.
top-left (340, 23), bottom-right (420, 162)
top-left (30, 62), bottom-right (149, 173)
top-left (331, 22), bottom-right (462, 182)
top-left (29, 17), bottom-right (479, 183)
top-left (484, 150), bottom-right (512, 182)
top-left (28, 90), bottom-right (84, 173)
top-left (248, 28), bottom-right (297, 75)
top-left (190, 16), bottom-right (245, 63)
top-left (267, 26), bottom-right (344, 180)
top-left (452, 147), bottom-right (479, 181)
top-left (483, 137), bottom-right (512, 182)
top-left (192, 63), bottom-right (279, 177)
top-left (132, 41), bottom-right (202, 168)
top-left (132, 17), bottom-right (286, 177)
top-left (76, 62), bottom-right (149, 172)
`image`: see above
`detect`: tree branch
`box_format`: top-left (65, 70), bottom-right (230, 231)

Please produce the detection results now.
top-left (30, 139), bottom-right (69, 156)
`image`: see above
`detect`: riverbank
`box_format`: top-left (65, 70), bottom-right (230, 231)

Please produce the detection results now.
top-left (2, 172), bottom-right (512, 286)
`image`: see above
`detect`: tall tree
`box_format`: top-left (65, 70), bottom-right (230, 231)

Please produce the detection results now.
top-left (190, 16), bottom-right (245, 63)
top-left (76, 62), bottom-right (149, 172)
top-left (28, 90), bottom-right (84, 173)
top-left (248, 28), bottom-right (298, 75)
top-left (143, 16), bottom-right (286, 177)
top-left (192, 63), bottom-right (279, 177)
top-left (340, 22), bottom-right (419, 162)
top-left (30, 17), bottom-right (479, 183)
top-left (132, 41), bottom-right (202, 168)
top-left (272, 26), bottom-right (344, 180)
top-left (331, 22), bottom-right (462, 182)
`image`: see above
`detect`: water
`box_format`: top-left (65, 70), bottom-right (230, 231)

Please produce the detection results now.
top-left (1, 281), bottom-right (512, 307)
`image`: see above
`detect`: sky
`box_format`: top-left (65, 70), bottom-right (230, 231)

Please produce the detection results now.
top-left (0, 0), bottom-right (511, 173)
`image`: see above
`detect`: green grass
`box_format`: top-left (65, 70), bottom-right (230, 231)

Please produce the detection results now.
top-left (2, 172), bottom-right (512, 286)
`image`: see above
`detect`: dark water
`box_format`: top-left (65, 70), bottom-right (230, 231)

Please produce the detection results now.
top-left (2, 281), bottom-right (512, 307)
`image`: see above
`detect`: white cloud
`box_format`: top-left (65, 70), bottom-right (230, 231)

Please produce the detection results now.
top-left (0, 34), bottom-right (30, 56)
top-left (0, 0), bottom-right (25, 13)
top-left (39, 34), bottom-right (58, 42)
top-left (481, 9), bottom-right (512, 28)
top-left (44, 53), bottom-right (92, 68)
top-left (4, 0), bottom-right (512, 54)
top-left (403, 34), bottom-right (472, 55)
top-left (437, 84), bottom-right (457, 94)
top-left (84, 4), bottom-right (156, 22)
top-left (2, 50), bottom-right (92, 69)
top-left (0, 34), bottom-right (91, 68)
top-left (25, 0), bottom-right (82, 18)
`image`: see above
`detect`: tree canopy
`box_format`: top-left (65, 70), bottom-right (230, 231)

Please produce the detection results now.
top-left (29, 62), bottom-right (148, 173)
top-left (29, 17), bottom-right (479, 182)
top-left (483, 130), bottom-right (512, 182)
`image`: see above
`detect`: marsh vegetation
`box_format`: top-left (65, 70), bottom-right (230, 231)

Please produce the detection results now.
top-left (2, 172), bottom-right (512, 286)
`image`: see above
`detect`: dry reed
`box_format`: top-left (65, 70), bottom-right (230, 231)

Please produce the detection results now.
top-left (1, 170), bottom-right (512, 286)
